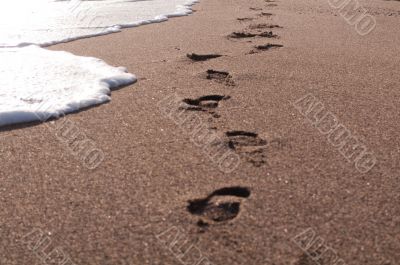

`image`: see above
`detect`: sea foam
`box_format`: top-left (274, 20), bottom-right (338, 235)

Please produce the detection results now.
top-left (0, 46), bottom-right (136, 126)
top-left (0, 0), bottom-right (197, 126)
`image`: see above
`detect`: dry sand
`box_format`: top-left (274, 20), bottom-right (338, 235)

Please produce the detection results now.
top-left (1, 0), bottom-right (400, 264)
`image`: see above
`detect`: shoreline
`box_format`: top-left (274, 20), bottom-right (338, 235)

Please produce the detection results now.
top-left (2, 0), bottom-right (400, 264)
top-left (0, 0), bottom-right (200, 128)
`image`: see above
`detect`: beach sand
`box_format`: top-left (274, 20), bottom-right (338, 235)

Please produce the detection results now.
top-left (1, 0), bottom-right (400, 264)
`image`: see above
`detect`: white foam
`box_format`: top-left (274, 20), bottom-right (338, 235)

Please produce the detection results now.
top-left (0, 0), bottom-right (198, 127)
top-left (0, 46), bottom-right (136, 126)
top-left (0, 0), bottom-right (198, 47)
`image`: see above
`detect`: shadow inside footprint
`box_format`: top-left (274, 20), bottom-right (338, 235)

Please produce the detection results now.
top-left (237, 17), bottom-right (255, 21)
top-left (182, 95), bottom-right (230, 111)
top-left (248, 23), bottom-right (282, 29)
top-left (229, 32), bottom-right (258, 38)
top-left (187, 53), bottom-right (223, 62)
top-left (188, 187), bottom-right (250, 223)
top-left (229, 31), bottom-right (277, 39)
top-left (226, 131), bottom-right (258, 137)
top-left (256, 43), bottom-right (283, 50)
top-left (249, 7), bottom-right (263, 11)
top-left (249, 43), bottom-right (283, 54)
top-left (259, 12), bottom-right (274, 16)
top-left (209, 186), bottom-right (251, 197)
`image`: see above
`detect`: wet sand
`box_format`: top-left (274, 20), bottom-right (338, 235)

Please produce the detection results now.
top-left (1, 0), bottom-right (400, 264)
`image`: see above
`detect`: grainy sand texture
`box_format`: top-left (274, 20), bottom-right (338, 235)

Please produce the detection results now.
top-left (1, 0), bottom-right (399, 264)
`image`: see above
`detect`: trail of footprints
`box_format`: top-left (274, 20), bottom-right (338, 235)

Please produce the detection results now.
top-left (233, 0), bottom-right (283, 53)
top-left (180, 0), bottom-right (285, 171)
top-left (181, 0), bottom-right (285, 227)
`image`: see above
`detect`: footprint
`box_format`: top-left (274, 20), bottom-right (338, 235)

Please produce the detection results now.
top-left (187, 187), bottom-right (251, 225)
top-left (225, 131), bottom-right (268, 167)
top-left (187, 53), bottom-right (223, 62)
top-left (248, 23), bottom-right (282, 29)
top-left (258, 31), bottom-right (278, 38)
top-left (228, 31), bottom-right (278, 39)
top-left (237, 17), bottom-right (255, 22)
top-left (249, 43), bottom-right (283, 54)
top-left (206, 69), bottom-right (235, 86)
top-left (256, 43), bottom-right (283, 50)
top-left (180, 95), bottom-right (230, 117)
top-left (258, 12), bottom-right (274, 17)
top-left (229, 31), bottom-right (258, 38)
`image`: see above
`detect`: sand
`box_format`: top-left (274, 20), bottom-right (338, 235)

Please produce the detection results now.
top-left (1, 0), bottom-right (400, 264)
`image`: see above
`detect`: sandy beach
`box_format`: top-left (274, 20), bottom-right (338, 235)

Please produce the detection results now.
top-left (1, 0), bottom-right (400, 264)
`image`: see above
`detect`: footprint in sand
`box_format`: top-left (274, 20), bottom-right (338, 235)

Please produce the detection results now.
top-left (258, 12), bottom-right (274, 17)
top-left (249, 43), bottom-right (283, 54)
top-left (187, 53), bottom-right (223, 62)
top-left (187, 186), bottom-right (251, 226)
top-left (249, 7), bottom-right (263, 11)
top-left (228, 31), bottom-right (258, 38)
top-left (225, 130), bottom-right (268, 167)
top-left (205, 69), bottom-right (235, 86)
top-left (237, 17), bottom-right (255, 22)
top-left (259, 31), bottom-right (279, 38)
top-left (248, 23), bottom-right (282, 30)
top-left (180, 95), bottom-right (230, 118)
top-left (228, 31), bottom-right (278, 39)
top-left (256, 43), bottom-right (283, 50)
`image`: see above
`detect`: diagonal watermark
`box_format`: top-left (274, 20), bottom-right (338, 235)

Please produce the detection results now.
top-left (157, 226), bottom-right (214, 265)
top-left (328, 0), bottom-right (376, 36)
top-left (157, 93), bottom-right (240, 174)
top-left (30, 93), bottom-right (105, 170)
top-left (21, 228), bottom-right (77, 265)
top-left (292, 93), bottom-right (377, 173)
